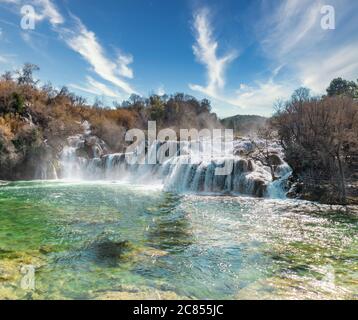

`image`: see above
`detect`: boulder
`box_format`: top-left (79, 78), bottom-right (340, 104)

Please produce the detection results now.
top-left (252, 179), bottom-right (267, 197)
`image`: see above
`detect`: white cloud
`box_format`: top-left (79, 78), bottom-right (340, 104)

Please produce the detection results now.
top-left (260, 0), bottom-right (324, 60)
top-left (156, 84), bottom-right (165, 96)
top-left (34, 0), bottom-right (64, 25)
top-left (189, 7), bottom-right (292, 114)
top-left (258, 0), bottom-right (358, 95)
top-left (299, 43), bottom-right (358, 92)
top-left (0, 0), bottom-right (64, 25)
top-left (1, 0), bottom-right (137, 96)
top-left (61, 17), bottom-right (136, 95)
top-left (116, 52), bottom-right (133, 79)
top-left (229, 80), bottom-right (294, 112)
top-left (199, 0), bottom-right (358, 115)
top-left (189, 8), bottom-right (237, 97)
top-left (69, 76), bottom-right (122, 99)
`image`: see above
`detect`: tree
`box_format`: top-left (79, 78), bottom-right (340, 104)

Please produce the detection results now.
top-left (291, 87), bottom-right (311, 103)
top-left (11, 92), bottom-right (25, 114)
top-left (200, 98), bottom-right (211, 113)
top-left (273, 91), bottom-right (358, 205)
top-left (1, 71), bottom-right (13, 81)
top-left (16, 63), bottom-right (40, 86)
top-left (326, 77), bottom-right (358, 98)
top-left (248, 126), bottom-right (281, 181)
top-left (149, 95), bottom-right (165, 122)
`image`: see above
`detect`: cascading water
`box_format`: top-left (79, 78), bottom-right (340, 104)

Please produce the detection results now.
top-left (59, 125), bottom-right (292, 198)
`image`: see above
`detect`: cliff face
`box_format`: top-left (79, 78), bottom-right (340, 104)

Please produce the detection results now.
top-left (0, 115), bottom-right (44, 180)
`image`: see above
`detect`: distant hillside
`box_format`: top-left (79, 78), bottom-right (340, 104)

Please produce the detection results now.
top-left (221, 115), bottom-right (268, 136)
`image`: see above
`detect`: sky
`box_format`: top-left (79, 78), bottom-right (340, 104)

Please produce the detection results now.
top-left (0, 0), bottom-right (357, 118)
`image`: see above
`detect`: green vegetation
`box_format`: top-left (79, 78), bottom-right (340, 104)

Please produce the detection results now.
top-left (326, 77), bottom-right (358, 98)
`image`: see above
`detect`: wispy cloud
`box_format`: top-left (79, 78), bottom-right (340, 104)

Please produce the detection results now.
top-left (231, 0), bottom-right (325, 110)
top-left (191, 1), bottom-right (358, 116)
top-left (156, 84), bottom-right (165, 96)
top-left (189, 8), bottom-right (237, 97)
top-left (259, 0), bottom-right (324, 60)
top-left (116, 52), bottom-right (134, 79)
top-left (189, 7), bottom-right (290, 114)
top-left (228, 80), bottom-right (295, 113)
top-left (0, 0), bottom-right (64, 25)
top-left (69, 76), bottom-right (122, 99)
top-left (60, 16), bottom-right (136, 95)
top-left (257, 0), bottom-right (358, 93)
top-left (1, 0), bottom-right (136, 96)
top-left (33, 0), bottom-right (64, 25)
top-left (298, 43), bottom-right (358, 92)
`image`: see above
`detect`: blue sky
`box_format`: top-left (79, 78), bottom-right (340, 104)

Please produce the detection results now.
top-left (0, 0), bottom-right (358, 118)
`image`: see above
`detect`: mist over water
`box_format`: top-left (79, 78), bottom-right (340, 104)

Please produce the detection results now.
top-left (59, 128), bottom-right (291, 199)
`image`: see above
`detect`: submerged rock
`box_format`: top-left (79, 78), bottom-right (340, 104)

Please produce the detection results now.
top-left (84, 240), bottom-right (132, 267)
top-left (252, 179), bottom-right (267, 198)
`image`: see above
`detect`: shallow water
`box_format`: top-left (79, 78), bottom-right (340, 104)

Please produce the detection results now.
top-left (0, 181), bottom-right (357, 300)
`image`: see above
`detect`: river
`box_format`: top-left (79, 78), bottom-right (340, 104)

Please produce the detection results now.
top-left (0, 181), bottom-right (357, 299)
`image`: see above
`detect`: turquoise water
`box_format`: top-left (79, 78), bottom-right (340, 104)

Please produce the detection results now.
top-left (0, 181), bottom-right (357, 300)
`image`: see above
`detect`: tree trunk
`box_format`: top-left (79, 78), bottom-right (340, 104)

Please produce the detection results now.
top-left (336, 152), bottom-right (347, 205)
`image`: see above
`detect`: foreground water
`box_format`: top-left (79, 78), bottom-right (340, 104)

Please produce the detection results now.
top-left (0, 181), bottom-right (357, 300)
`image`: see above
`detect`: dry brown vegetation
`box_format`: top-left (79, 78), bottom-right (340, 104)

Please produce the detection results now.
top-left (273, 88), bottom-right (358, 205)
top-left (0, 64), bottom-right (220, 179)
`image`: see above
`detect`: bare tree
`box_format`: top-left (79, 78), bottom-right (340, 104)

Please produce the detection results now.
top-left (273, 94), bottom-right (358, 205)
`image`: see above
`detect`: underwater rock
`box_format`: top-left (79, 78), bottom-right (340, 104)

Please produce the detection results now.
top-left (136, 247), bottom-right (168, 258)
top-left (252, 179), bottom-right (267, 197)
top-left (235, 159), bottom-right (248, 173)
top-left (247, 160), bottom-right (255, 172)
top-left (39, 245), bottom-right (54, 254)
top-left (81, 240), bottom-right (133, 267)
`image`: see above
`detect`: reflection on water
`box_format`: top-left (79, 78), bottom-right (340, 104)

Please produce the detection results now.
top-left (0, 181), bottom-right (357, 300)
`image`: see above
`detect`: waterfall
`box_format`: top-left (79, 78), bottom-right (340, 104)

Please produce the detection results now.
top-left (58, 129), bottom-right (291, 198)
top-left (60, 135), bottom-right (86, 180)
top-left (35, 161), bottom-right (58, 180)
